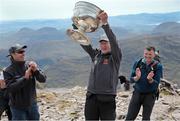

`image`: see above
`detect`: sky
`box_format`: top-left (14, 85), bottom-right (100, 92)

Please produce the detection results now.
top-left (0, 0), bottom-right (180, 20)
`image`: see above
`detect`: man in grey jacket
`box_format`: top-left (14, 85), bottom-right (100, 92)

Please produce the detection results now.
top-left (81, 11), bottom-right (122, 120)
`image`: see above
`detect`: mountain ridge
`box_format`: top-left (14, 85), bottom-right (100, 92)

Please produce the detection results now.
top-left (1, 11), bottom-right (180, 33)
top-left (0, 12), bottom-right (180, 88)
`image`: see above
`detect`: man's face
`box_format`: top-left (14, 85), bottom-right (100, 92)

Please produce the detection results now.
top-left (99, 41), bottom-right (111, 54)
top-left (144, 49), bottom-right (155, 63)
top-left (11, 49), bottom-right (25, 62)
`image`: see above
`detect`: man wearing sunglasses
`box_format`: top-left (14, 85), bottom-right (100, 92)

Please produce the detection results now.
top-left (3, 44), bottom-right (46, 120)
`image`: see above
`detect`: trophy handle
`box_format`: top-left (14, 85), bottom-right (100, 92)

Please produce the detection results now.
top-left (66, 29), bottom-right (91, 45)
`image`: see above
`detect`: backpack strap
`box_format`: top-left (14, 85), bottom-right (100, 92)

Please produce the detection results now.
top-left (136, 58), bottom-right (143, 69)
top-left (152, 61), bottom-right (160, 100)
top-left (150, 61), bottom-right (159, 73)
top-left (136, 58), bottom-right (159, 72)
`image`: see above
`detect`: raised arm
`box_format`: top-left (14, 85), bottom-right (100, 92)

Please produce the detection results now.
top-left (102, 24), bottom-right (122, 65)
top-left (98, 11), bottom-right (122, 67)
top-left (33, 69), bottom-right (46, 83)
top-left (80, 44), bottom-right (99, 62)
top-left (3, 70), bottom-right (29, 92)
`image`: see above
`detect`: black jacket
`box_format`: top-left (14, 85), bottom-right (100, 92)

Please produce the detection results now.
top-left (3, 60), bottom-right (46, 108)
top-left (81, 24), bottom-right (122, 95)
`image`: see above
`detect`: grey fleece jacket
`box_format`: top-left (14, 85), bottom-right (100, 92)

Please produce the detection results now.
top-left (81, 24), bottom-right (122, 95)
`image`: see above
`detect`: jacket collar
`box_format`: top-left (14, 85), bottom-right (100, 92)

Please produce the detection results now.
top-left (101, 52), bottom-right (111, 56)
top-left (142, 58), bottom-right (155, 66)
top-left (11, 59), bottom-right (26, 68)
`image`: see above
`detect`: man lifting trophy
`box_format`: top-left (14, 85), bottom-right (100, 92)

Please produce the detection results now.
top-left (67, 1), bottom-right (122, 120)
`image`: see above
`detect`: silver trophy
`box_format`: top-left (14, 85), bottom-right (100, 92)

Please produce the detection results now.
top-left (67, 1), bottom-right (103, 45)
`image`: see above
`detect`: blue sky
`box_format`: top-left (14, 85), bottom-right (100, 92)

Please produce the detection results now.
top-left (0, 0), bottom-right (180, 20)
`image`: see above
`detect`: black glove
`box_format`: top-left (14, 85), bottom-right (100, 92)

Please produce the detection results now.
top-left (119, 75), bottom-right (130, 91)
top-left (119, 76), bottom-right (127, 84)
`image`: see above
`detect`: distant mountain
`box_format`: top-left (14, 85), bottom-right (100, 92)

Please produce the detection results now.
top-left (0, 11), bottom-right (180, 87)
top-left (0, 19), bottom-right (72, 33)
top-left (14, 27), bottom-right (68, 41)
top-left (0, 27), bottom-right (68, 49)
top-left (0, 49), bottom-right (10, 66)
top-left (0, 26), bottom-right (132, 49)
top-left (1, 11), bottom-right (180, 33)
top-left (110, 12), bottom-right (180, 26)
top-left (152, 22), bottom-right (180, 35)
top-left (1, 23), bottom-right (180, 87)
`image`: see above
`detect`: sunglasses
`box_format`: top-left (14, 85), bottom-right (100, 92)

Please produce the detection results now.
top-left (16, 50), bottom-right (25, 54)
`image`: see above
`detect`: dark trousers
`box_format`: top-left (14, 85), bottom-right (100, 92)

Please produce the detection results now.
top-left (10, 102), bottom-right (40, 120)
top-left (85, 92), bottom-right (116, 120)
top-left (125, 91), bottom-right (156, 121)
top-left (0, 98), bottom-right (12, 120)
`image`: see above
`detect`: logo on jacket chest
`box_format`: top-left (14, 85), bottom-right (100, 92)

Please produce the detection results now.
top-left (103, 59), bottom-right (109, 64)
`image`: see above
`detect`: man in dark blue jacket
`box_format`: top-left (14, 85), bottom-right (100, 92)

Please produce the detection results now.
top-left (3, 44), bottom-right (46, 120)
top-left (125, 46), bottom-right (163, 121)
top-left (81, 11), bottom-right (122, 120)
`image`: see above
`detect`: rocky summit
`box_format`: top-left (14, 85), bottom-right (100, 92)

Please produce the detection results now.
top-left (1, 85), bottom-right (180, 121)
